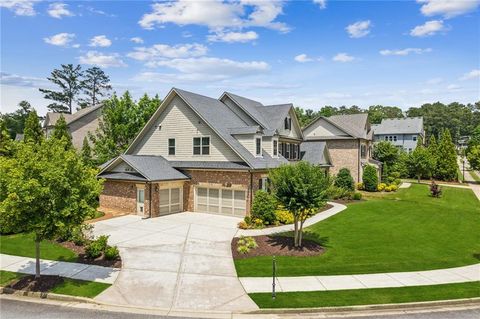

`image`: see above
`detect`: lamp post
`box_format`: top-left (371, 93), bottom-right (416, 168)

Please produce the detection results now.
top-left (463, 159), bottom-right (465, 181)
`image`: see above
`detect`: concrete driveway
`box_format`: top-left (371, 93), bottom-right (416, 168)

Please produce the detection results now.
top-left (91, 212), bottom-right (258, 312)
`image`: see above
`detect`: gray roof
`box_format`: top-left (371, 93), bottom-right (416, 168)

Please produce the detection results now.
top-left (228, 126), bottom-right (262, 135)
top-left (98, 172), bottom-right (147, 182)
top-left (300, 141), bottom-right (331, 166)
top-left (170, 161), bottom-right (250, 170)
top-left (222, 92), bottom-right (270, 128)
top-left (99, 155), bottom-right (189, 182)
top-left (257, 104), bottom-right (293, 131)
top-left (327, 114), bottom-right (369, 139)
top-left (373, 117), bottom-right (424, 135)
top-left (44, 104), bottom-right (103, 128)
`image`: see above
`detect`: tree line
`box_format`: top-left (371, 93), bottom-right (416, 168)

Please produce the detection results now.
top-left (295, 101), bottom-right (480, 142)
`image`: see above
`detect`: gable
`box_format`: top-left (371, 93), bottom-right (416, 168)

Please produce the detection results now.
top-left (130, 95), bottom-right (243, 162)
top-left (277, 108), bottom-right (302, 139)
top-left (221, 95), bottom-right (258, 126)
top-left (303, 118), bottom-right (351, 138)
top-left (111, 161), bottom-right (137, 174)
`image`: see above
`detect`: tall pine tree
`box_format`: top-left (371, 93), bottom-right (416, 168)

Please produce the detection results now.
top-left (23, 110), bottom-right (43, 144)
top-left (436, 129), bottom-right (458, 181)
top-left (427, 135), bottom-right (438, 179)
top-left (39, 64), bottom-right (83, 114)
top-left (80, 67), bottom-right (112, 108)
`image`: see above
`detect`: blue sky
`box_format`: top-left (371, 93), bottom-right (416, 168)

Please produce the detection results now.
top-left (1, 0), bottom-right (479, 116)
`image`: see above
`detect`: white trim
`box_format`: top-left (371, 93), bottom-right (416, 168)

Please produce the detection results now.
top-left (194, 186), bottom-right (247, 216)
top-left (192, 135), bottom-right (211, 156)
top-left (255, 136), bottom-right (262, 157)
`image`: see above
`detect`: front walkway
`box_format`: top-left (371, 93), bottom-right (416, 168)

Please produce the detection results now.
top-left (0, 253), bottom-right (119, 284)
top-left (91, 213), bottom-right (258, 312)
top-left (240, 263), bottom-right (480, 293)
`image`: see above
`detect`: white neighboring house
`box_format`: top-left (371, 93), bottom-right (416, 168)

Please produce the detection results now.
top-left (43, 105), bottom-right (104, 149)
top-left (372, 117), bottom-right (425, 153)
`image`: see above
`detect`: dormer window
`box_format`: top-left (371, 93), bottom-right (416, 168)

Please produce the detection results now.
top-left (255, 137), bottom-right (262, 156)
top-left (273, 140), bottom-right (278, 157)
top-left (284, 117), bottom-right (292, 130)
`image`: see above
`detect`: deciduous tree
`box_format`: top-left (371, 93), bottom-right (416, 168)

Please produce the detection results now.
top-left (23, 110), bottom-right (43, 144)
top-left (408, 141), bottom-right (434, 183)
top-left (436, 129), bottom-right (458, 181)
top-left (50, 115), bottom-right (72, 148)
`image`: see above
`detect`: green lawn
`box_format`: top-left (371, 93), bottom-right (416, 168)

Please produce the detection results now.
top-left (0, 270), bottom-right (110, 298)
top-left (0, 233), bottom-right (77, 262)
top-left (235, 184), bottom-right (480, 277)
top-left (250, 281), bottom-right (480, 308)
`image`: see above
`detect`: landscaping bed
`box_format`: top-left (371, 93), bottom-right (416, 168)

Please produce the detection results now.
top-left (232, 235), bottom-right (324, 259)
top-left (57, 240), bottom-right (121, 268)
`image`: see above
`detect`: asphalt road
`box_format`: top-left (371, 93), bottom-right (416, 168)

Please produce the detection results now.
top-left (1, 298), bottom-right (479, 319)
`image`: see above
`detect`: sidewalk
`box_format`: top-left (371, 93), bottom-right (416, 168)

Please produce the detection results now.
top-left (0, 253), bottom-right (119, 284)
top-left (240, 263), bottom-right (480, 293)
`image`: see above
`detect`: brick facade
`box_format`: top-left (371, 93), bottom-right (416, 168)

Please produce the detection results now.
top-left (327, 139), bottom-right (361, 182)
top-left (100, 181), bottom-right (156, 217)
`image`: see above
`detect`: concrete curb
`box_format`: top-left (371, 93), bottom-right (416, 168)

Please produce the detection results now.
top-left (248, 297), bottom-right (480, 314)
top-left (0, 286), bottom-right (98, 304)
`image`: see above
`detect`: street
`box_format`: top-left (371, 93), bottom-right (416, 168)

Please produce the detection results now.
top-left (1, 297), bottom-right (479, 319)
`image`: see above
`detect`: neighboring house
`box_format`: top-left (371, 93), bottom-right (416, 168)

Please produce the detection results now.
top-left (43, 104), bottom-right (104, 149)
top-left (98, 88), bottom-right (332, 218)
top-left (372, 117), bottom-right (424, 153)
top-left (302, 113), bottom-right (380, 183)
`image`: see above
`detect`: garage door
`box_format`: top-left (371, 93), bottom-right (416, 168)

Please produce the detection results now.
top-left (195, 187), bottom-right (246, 216)
top-left (159, 187), bottom-right (182, 215)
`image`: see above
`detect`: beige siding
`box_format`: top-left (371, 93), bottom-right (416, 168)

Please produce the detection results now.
top-left (132, 96), bottom-right (243, 162)
top-left (69, 108), bottom-right (102, 149)
top-left (278, 109), bottom-right (302, 140)
top-left (303, 118), bottom-right (348, 139)
top-left (111, 161), bottom-right (135, 173)
top-left (262, 136), bottom-right (274, 157)
top-left (234, 134), bottom-right (256, 155)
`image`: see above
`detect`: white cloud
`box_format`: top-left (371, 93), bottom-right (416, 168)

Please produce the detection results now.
top-left (47, 2), bottom-right (74, 19)
top-left (43, 33), bottom-right (75, 47)
top-left (447, 84), bottom-right (461, 90)
top-left (89, 35), bottom-right (112, 47)
top-left (332, 53), bottom-right (355, 62)
top-left (79, 51), bottom-right (127, 68)
top-left (294, 54), bottom-right (313, 63)
top-left (417, 0), bottom-right (480, 18)
top-left (313, 0), bottom-right (327, 9)
top-left (0, 72), bottom-right (48, 88)
top-left (207, 31), bottom-right (258, 43)
top-left (127, 43), bottom-right (208, 65)
top-left (410, 20), bottom-right (446, 37)
top-left (0, 0), bottom-right (38, 16)
top-left (130, 37), bottom-right (144, 44)
top-left (138, 0), bottom-right (289, 32)
top-left (460, 69), bottom-right (480, 80)
top-left (346, 20), bottom-right (372, 38)
top-left (380, 48), bottom-right (432, 56)
top-left (426, 77), bottom-right (443, 84)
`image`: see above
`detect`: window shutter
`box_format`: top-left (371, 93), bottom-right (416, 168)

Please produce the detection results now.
top-left (259, 178), bottom-right (263, 191)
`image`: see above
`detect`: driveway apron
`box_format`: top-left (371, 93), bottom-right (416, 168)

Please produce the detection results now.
top-left (91, 213), bottom-right (258, 312)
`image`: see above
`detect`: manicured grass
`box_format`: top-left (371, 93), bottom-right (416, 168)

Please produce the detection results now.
top-left (235, 184), bottom-right (480, 277)
top-left (0, 270), bottom-right (26, 286)
top-left (50, 278), bottom-right (111, 298)
top-left (0, 233), bottom-right (77, 262)
top-left (249, 281), bottom-right (480, 308)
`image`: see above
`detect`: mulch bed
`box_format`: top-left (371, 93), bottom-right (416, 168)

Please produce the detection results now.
top-left (232, 235), bottom-right (325, 259)
top-left (56, 240), bottom-right (122, 268)
top-left (7, 275), bottom-right (64, 293)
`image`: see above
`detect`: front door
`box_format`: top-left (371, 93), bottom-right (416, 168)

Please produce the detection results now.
top-left (136, 188), bottom-right (145, 215)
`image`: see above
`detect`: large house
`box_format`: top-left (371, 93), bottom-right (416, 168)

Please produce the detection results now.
top-left (302, 113), bottom-right (380, 183)
top-left (98, 88), bottom-right (332, 218)
top-left (43, 104), bottom-right (104, 149)
top-left (372, 117), bottom-right (424, 153)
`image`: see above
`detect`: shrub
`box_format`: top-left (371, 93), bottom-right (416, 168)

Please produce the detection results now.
top-left (237, 221), bottom-right (248, 229)
top-left (377, 183), bottom-right (387, 192)
top-left (237, 245), bottom-right (250, 254)
top-left (104, 246), bottom-right (120, 260)
top-left (251, 190), bottom-right (277, 225)
top-left (352, 192), bottom-right (362, 200)
top-left (328, 185), bottom-right (353, 200)
top-left (430, 181), bottom-right (442, 198)
top-left (85, 240), bottom-right (103, 259)
top-left (237, 236), bottom-right (258, 254)
top-left (362, 165), bottom-right (379, 192)
top-left (253, 218), bottom-right (264, 228)
top-left (244, 216), bottom-right (252, 225)
top-left (334, 168), bottom-right (355, 191)
top-left (275, 208), bottom-right (294, 224)
top-left (388, 184), bottom-right (398, 192)
top-left (356, 182), bottom-right (364, 190)
top-left (384, 186), bottom-right (392, 192)
top-left (96, 235), bottom-right (109, 251)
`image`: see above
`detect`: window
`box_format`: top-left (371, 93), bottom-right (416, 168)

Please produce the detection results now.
top-left (168, 138), bottom-right (175, 155)
top-left (255, 137), bottom-right (262, 156)
top-left (393, 136), bottom-right (397, 142)
top-left (273, 140), bottom-right (278, 156)
top-left (284, 117), bottom-right (292, 130)
top-left (360, 144), bottom-right (367, 158)
top-left (280, 142), bottom-right (284, 156)
top-left (285, 143), bottom-right (290, 159)
top-left (259, 177), bottom-right (269, 191)
top-left (292, 143), bottom-right (297, 160)
top-left (297, 144), bottom-right (301, 159)
top-left (413, 136), bottom-right (417, 142)
top-left (193, 137), bottom-right (210, 155)
top-left (384, 136), bottom-right (388, 141)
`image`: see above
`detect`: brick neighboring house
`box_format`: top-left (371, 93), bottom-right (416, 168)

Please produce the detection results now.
top-left (302, 113), bottom-right (380, 183)
top-left (372, 117), bottom-right (425, 153)
top-left (43, 105), bottom-right (103, 149)
top-left (98, 88), bottom-right (332, 218)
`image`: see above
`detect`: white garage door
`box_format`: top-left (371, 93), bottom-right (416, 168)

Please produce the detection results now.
top-left (195, 187), bottom-right (246, 216)
top-left (159, 187), bottom-right (182, 215)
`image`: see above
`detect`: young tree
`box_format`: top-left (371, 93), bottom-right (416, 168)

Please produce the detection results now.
top-left (427, 135), bottom-right (439, 179)
top-left (269, 161), bottom-right (330, 247)
top-left (334, 168), bottom-right (355, 191)
top-left (373, 141), bottom-right (400, 167)
top-left (80, 67), bottom-right (112, 108)
top-left (408, 142), bottom-right (434, 183)
top-left (0, 138), bottom-right (102, 278)
top-left (23, 110), bottom-right (43, 144)
top-left (50, 115), bottom-right (72, 148)
top-left (362, 165), bottom-right (379, 192)
top-left (81, 137), bottom-right (94, 167)
top-left (136, 93), bottom-right (161, 127)
top-left (436, 129), bottom-right (458, 181)
top-left (467, 145), bottom-right (480, 171)
top-left (39, 64), bottom-right (83, 114)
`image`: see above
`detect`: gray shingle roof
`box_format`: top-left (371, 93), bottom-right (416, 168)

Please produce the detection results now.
top-left (98, 172), bottom-right (147, 182)
top-left (373, 117), bottom-right (424, 135)
top-left (222, 92), bottom-right (270, 128)
top-left (99, 155), bottom-right (189, 182)
top-left (44, 104), bottom-right (103, 128)
top-left (327, 114), bottom-right (369, 139)
top-left (257, 104), bottom-right (293, 131)
top-left (300, 141), bottom-right (331, 166)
